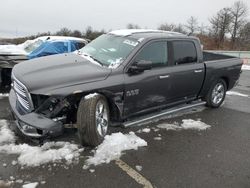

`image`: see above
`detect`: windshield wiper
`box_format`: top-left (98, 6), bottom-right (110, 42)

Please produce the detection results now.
top-left (89, 55), bottom-right (105, 66)
top-left (81, 53), bottom-right (105, 67)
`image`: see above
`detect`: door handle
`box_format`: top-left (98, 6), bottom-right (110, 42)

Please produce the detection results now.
top-left (194, 69), bottom-right (203, 73)
top-left (159, 75), bottom-right (170, 79)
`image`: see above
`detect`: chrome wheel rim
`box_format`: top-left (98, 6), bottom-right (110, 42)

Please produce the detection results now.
top-left (95, 100), bottom-right (108, 137)
top-left (211, 83), bottom-right (225, 105)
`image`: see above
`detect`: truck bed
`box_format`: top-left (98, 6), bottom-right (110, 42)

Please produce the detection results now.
top-left (203, 51), bottom-right (236, 61)
top-left (199, 51), bottom-right (243, 98)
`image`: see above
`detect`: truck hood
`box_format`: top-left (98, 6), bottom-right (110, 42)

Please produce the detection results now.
top-left (13, 53), bottom-right (112, 95)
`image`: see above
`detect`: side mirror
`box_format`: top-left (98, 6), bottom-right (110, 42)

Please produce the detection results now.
top-left (128, 60), bottom-right (152, 74)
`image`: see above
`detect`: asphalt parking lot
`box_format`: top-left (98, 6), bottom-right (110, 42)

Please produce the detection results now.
top-left (0, 69), bottom-right (250, 188)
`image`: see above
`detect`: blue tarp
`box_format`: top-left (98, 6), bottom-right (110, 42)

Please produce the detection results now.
top-left (27, 40), bottom-right (79, 59)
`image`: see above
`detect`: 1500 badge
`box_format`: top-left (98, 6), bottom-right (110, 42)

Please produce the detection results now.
top-left (126, 89), bottom-right (139, 97)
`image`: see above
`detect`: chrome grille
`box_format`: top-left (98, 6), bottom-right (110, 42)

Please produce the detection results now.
top-left (13, 77), bottom-right (33, 112)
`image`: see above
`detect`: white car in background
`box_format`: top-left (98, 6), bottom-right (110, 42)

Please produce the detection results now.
top-left (0, 36), bottom-right (87, 86)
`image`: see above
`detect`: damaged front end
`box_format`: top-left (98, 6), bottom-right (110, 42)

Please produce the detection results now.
top-left (9, 76), bottom-right (77, 139)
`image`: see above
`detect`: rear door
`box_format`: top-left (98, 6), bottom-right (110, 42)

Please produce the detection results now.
top-left (167, 40), bottom-right (205, 101)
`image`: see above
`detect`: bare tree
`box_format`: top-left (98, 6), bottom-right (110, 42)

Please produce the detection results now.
top-left (230, 1), bottom-right (248, 48)
top-left (158, 23), bottom-right (176, 31)
top-left (198, 23), bottom-right (209, 35)
top-left (209, 8), bottom-right (232, 48)
top-left (126, 23), bottom-right (141, 29)
top-left (72, 30), bottom-right (82, 38)
top-left (185, 16), bottom-right (198, 35)
top-left (173, 24), bottom-right (187, 34)
top-left (239, 22), bottom-right (250, 49)
top-left (158, 23), bottom-right (186, 34)
top-left (55, 27), bottom-right (72, 36)
top-left (84, 26), bottom-right (105, 40)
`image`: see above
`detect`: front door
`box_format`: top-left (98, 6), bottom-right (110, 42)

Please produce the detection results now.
top-left (123, 40), bottom-right (171, 117)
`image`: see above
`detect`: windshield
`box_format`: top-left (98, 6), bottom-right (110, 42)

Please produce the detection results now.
top-left (79, 34), bottom-right (139, 68)
top-left (24, 39), bottom-right (44, 53)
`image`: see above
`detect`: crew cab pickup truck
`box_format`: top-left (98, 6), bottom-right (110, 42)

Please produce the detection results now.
top-left (9, 29), bottom-right (243, 146)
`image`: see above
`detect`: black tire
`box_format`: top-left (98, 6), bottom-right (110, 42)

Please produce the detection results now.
top-left (77, 94), bottom-right (110, 147)
top-left (205, 79), bottom-right (227, 108)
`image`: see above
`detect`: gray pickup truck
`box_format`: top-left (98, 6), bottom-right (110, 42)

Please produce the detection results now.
top-left (9, 29), bottom-right (243, 146)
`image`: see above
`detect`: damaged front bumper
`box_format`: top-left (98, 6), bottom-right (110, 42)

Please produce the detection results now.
top-left (9, 89), bottom-right (64, 138)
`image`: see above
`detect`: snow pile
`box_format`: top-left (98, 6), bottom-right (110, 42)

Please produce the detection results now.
top-left (137, 128), bottom-right (151, 133)
top-left (181, 119), bottom-right (211, 130)
top-left (0, 93), bottom-right (9, 99)
top-left (154, 137), bottom-right (162, 141)
top-left (0, 120), bottom-right (83, 167)
top-left (157, 119), bottom-right (211, 131)
top-left (0, 120), bottom-right (15, 144)
top-left (242, 64), bottom-right (250, 71)
top-left (22, 182), bottom-right (38, 188)
top-left (0, 93), bottom-right (9, 97)
top-left (0, 142), bottom-right (83, 167)
top-left (157, 123), bottom-right (181, 131)
top-left (142, 128), bottom-right (151, 133)
top-left (226, 91), bottom-right (249, 97)
top-left (135, 165), bottom-right (142, 171)
top-left (85, 132), bottom-right (147, 167)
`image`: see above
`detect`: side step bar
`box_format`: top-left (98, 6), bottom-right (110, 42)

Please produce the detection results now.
top-left (122, 101), bottom-right (206, 128)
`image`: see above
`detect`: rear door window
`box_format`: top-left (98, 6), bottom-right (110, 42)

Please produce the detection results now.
top-left (172, 41), bottom-right (197, 65)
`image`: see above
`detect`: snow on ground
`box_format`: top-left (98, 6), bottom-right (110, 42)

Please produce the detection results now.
top-left (242, 64), bottom-right (250, 71)
top-left (154, 137), bottom-right (162, 141)
top-left (181, 119), bottom-right (211, 130)
top-left (0, 120), bottom-right (83, 167)
top-left (157, 119), bottom-right (211, 131)
top-left (0, 120), bottom-right (15, 144)
top-left (0, 93), bottom-right (9, 99)
top-left (0, 142), bottom-right (83, 167)
top-left (157, 123), bottom-right (181, 130)
top-left (137, 128), bottom-right (151, 133)
top-left (226, 91), bottom-right (249, 97)
top-left (85, 132), bottom-right (147, 167)
top-left (135, 165), bottom-right (143, 171)
top-left (22, 182), bottom-right (39, 188)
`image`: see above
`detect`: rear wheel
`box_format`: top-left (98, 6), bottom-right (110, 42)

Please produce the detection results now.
top-left (77, 94), bottom-right (109, 147)
top-left (205, 79), bottom-right (227, 108)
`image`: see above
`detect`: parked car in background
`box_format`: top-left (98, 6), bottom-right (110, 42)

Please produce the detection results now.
top-left (0, 36), bottom-right (87, 86)
top-left (9, 29), bottom-right (242, 147)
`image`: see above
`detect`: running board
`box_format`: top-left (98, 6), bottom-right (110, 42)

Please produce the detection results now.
top-left (122, 101), bottom-right (206, 128)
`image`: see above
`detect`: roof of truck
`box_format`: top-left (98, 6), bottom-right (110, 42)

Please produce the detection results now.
top-left (108, 29), bottom-right (189, 40)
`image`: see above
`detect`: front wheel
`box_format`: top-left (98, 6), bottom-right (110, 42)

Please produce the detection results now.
top-left (205, 79), bottom-right (227, 108)
top-left (77, 94), bottom-right (110, 147)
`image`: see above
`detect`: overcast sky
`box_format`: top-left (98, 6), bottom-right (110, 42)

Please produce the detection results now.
top-left (1, 0), bottom-right (250, 38)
